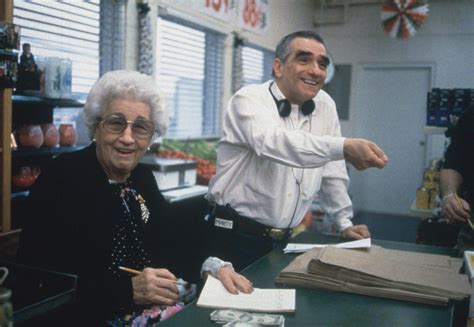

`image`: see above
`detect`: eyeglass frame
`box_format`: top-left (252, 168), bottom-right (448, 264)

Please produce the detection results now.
top-left (98, 113), bottom-right (156, 140)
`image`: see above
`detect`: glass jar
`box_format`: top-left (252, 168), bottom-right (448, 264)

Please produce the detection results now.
top-left (0, 287), bottom-right (13, 327)
top-left (416, 185), bottom-right (430, 209)
top-left (59, 123), bottom-right (77, 146)
top-left (41, 123), bottom-right (60, 147)
top-left (18, 124), bottom-right (44, 148)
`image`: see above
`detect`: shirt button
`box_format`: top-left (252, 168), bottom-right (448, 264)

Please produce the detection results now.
top-left (287, 193), bottom-right (292, 197)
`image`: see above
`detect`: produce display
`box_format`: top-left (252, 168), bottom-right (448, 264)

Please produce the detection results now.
top-left (158, 139), bottom-right (216, 185)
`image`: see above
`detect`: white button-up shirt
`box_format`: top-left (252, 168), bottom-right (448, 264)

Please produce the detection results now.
top-left (207, 81), bottom-right (353, 231)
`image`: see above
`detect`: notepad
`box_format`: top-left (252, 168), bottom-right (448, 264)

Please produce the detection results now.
top-left (196, 275), bottom-right (295, 313)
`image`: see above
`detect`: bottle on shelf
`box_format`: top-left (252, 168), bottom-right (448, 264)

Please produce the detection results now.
top-left (416, 185), bottom-right (430, 210)
top-left (416, 158), bottom-right (442, 210)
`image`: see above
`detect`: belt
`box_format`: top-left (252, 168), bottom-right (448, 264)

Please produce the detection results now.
top-left (208, 204), bottom-right (293, 241)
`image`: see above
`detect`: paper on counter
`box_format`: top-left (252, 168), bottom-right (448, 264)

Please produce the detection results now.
top-left (284, 238), bottom-right (371, 253)
top-left (197, 275), bottom-right (295, 313)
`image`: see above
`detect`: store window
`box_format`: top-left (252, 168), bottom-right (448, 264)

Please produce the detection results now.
top-left (241, 45), bottom-right (274, 87)
top-left (13, 0), bottom-right (100, 99)
top-left (156, 17), bottom-right (224, 139)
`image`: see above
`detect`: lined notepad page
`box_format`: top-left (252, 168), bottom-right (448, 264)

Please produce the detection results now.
top-left (197, 275), bottom-right (295, 313)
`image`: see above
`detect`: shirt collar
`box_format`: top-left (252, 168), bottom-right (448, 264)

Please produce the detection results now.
top-left (270, 81), bottom-right (286, 102)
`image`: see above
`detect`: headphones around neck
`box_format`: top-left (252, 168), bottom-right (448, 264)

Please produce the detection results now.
top-left (268, 83), bottom-right (315, 117)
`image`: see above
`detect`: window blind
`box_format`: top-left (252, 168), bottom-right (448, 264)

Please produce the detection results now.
top-left (156, 17), bottom-right (224, 139)
top-left (13, 0), bottom-right (100, 98)
top-left (241, 44), bottom-right (274, 87)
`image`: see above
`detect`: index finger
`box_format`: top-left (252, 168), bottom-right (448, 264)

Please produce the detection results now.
top-left (233, 275), bottom-right (254, 294)
top-left (453, 202), bottom-right (471, 220)
top-left (151, 268), bottom-right (177, 280)
top-left (369, 143), bottom-right (388, 162)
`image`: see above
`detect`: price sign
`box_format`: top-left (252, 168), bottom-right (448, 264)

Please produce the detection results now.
top-left (238, 0), bottom-right (269, 34)
top-left (202, 0), bottom-right (234, 21)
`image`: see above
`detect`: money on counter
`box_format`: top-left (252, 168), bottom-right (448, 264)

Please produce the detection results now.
top-left (223, 321), bottom-right (259, 327)
top-left (210, 309), bottom-right (284, 326)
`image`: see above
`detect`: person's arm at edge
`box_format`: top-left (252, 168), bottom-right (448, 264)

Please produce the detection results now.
top-left (440, 168), bottom-right (470, 223)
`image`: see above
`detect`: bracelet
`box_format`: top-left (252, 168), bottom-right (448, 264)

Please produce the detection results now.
top-left (200, 257), bottom-right (234, 278)
top-left (441, 193), bottom-right (455, 206)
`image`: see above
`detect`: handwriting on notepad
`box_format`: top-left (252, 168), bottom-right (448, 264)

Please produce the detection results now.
top-left (197, 276), bottom-right (295, 313)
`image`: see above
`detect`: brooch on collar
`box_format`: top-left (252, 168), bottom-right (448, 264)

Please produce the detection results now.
top-left (136, 194), bottom-right (150, 224)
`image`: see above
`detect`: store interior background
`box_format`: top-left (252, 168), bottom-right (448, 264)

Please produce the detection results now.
top-left (132, 0), bottom-right (473, 243)
top-left (7, 0), bottom-right (474, 244)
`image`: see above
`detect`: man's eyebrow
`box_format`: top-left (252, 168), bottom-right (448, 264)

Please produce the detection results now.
top-left (294, 51), bottom-right (330, 66)
top-left (294, 50), bottom-right (313, 59)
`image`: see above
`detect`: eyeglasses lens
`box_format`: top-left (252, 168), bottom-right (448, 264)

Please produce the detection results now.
top-left (101, 114), bottom-right (154, 139)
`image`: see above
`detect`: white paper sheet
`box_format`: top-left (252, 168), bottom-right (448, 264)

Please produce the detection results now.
top-left (283, 238), bottom-right (371, 253)
top-left (197, 275), bottom-right (295, 313)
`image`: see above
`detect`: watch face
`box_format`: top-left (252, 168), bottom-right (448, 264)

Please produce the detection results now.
top-left (325, 52), bottom-right (335, 84)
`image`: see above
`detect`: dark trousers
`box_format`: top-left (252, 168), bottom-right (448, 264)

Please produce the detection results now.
top-left (204, 205), bottom-right (287, 272)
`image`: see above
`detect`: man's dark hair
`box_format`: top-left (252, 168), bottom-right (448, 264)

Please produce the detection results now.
top-left (275, 31), bottom-right (325, 63)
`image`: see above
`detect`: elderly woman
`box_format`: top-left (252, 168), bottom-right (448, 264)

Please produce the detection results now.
top-left (17, 70), bottom-right (252, 325)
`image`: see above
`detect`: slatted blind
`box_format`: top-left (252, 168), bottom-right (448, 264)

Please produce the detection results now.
top-left (241, 44), bottom-right (274, 87)
top-left (13, 0), bottom-right (100, 98)
top-left (156, 17), bottom-right (224, 139)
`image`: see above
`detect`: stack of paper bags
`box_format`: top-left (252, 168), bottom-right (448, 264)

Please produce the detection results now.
top-left (276, 245), bottom-right (471, 305)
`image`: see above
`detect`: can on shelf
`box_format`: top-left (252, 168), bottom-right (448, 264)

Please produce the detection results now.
top-left (416, 185), bottom-right (430, 209)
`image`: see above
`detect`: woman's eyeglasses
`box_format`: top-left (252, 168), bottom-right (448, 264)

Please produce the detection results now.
top-left (100, 113), bottom-right (155, 139)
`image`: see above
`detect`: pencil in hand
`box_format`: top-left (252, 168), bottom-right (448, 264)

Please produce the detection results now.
top-left (454, 194), bottom-right (474, 229)
top-left (118, 266), bottom-right (188, 286)
top-left (118, 266), bottom-right (141, 275)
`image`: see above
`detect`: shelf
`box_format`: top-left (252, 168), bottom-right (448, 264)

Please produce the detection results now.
top-left (409, 200), bottom-right (434, 219)
top-left (423, 126), bottom-right (447, 135)
top-left (12, 94), bottom-right (84, 108)
top-left (12, 145), bottom-right (86, 158)
top-left (11, 191), bottom-right (29, 199)
top-left (0, 49), bottom-right (18, 57)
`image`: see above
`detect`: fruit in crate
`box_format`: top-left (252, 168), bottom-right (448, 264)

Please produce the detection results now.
top-left (158, 139), bottom-right (217, 186)
top-left (158, 149), bottom-right (216, 186)
top-left (196, 158), bottom-right (216, 185)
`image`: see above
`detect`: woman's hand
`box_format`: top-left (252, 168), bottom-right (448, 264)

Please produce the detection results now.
top-left (131, 268), bottom-right (179, 306)
top-left (216, 266), bottom-right (254, 295)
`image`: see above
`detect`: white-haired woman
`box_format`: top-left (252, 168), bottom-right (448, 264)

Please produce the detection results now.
top-left (18, 70), bottom-right (252, 325)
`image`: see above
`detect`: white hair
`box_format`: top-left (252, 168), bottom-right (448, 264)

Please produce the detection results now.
top-left (83, 70), bottom-right (169, 139)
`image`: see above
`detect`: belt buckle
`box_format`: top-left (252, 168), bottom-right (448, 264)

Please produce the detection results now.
top-left (269, 228), bottom-right (286, 240)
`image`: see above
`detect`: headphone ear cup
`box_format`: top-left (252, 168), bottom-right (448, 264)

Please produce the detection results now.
top-left (301, 100), bottom-right (315, 116)
top-left (277, 99), bottom-right (291, 117)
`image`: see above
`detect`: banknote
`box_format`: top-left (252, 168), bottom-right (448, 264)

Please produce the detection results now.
top-left (210, 309), bottom-right (284, 326)
top-left (223, 320), bottom-right (259, 327)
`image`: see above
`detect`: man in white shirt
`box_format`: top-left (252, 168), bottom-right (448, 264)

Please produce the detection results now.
top-left (206, 31), bottom-right (388, 271)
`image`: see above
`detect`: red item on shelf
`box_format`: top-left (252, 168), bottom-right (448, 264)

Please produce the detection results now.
top-left (18, 124), bottom-right (44, 148)
top-left (12, 166), bottom-right (38, 187)
top-left (59, 124), bottom-right (77, 146)
top-left (41, 123), bottom-right (60, 147)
